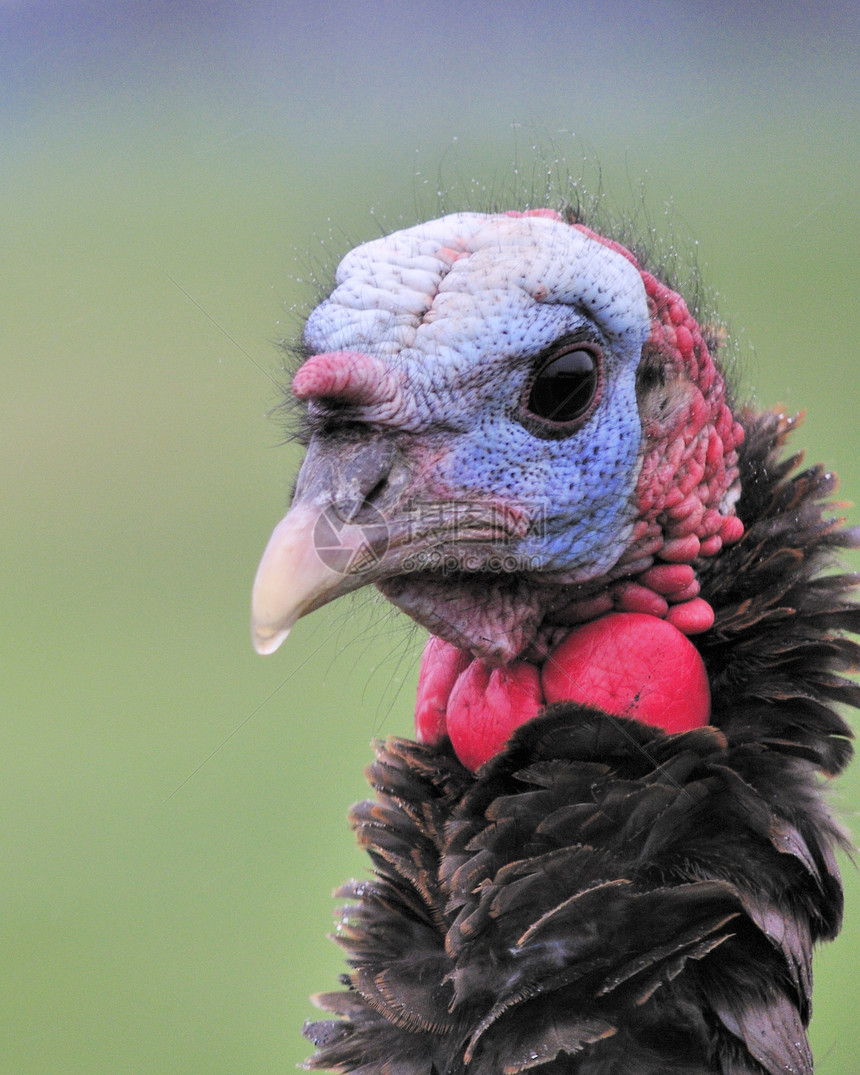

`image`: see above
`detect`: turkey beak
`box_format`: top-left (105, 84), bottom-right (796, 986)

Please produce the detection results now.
top-left (251, 503), bottom-right (354, 654)
top-left (251, 434), bottom-right (405, 655)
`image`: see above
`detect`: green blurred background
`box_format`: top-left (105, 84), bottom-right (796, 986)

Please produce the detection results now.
top-left (3, 3), bottom-right (859, 1071)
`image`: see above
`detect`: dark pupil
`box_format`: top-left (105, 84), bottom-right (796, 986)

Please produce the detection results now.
top-left (528, 348), bottom-right (598, 423)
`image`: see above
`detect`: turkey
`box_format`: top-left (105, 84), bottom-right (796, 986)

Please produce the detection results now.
top-left (251, 208), bottom-right (858, 1074)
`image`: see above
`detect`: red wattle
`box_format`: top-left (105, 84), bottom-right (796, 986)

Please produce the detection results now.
top-left (445, 660), bottom-right (543, 771)
top-left (542, 612), bottom-right (710, 733)
top-left (415, 636), bottom-right (471, 745)
top-left (415, 613), bottom-right (711, 771)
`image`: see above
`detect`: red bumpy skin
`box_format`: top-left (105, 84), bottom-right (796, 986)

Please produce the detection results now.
top-left (558, 224), bottom-right (745, 635)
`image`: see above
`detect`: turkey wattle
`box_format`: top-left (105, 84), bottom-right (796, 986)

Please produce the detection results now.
top-left (251, 209), bottom-right (858, 1074)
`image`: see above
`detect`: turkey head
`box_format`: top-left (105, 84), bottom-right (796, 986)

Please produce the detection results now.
top-left (252, 209), bottom-right (745, 764)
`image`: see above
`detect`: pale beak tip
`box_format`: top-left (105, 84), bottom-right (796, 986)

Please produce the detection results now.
top-left (252, 624), bottom-right (291, 656)
top-left (250, 499), bottom-right (375, 657)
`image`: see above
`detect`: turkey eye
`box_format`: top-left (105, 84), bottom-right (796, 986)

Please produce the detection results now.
top-left (525, 345), bottom-right (602, 426)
